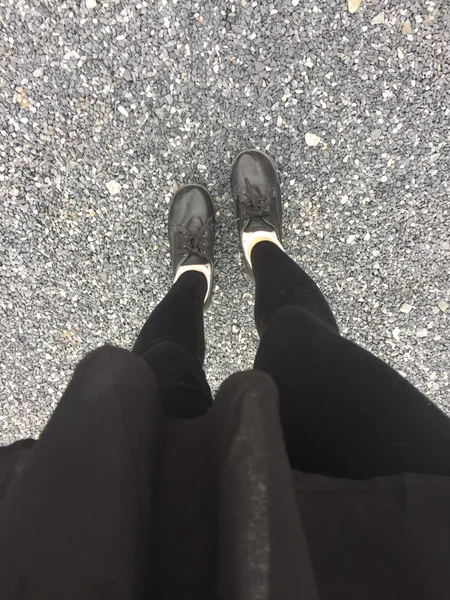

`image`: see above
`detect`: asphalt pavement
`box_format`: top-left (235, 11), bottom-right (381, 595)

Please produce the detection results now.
top-left (0, 0), bottom-right (449, 443)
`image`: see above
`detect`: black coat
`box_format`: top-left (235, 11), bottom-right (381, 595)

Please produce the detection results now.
top-left (0, 346), bottom-right (449, 599)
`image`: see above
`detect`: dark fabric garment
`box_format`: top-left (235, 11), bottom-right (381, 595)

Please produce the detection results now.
top-left (132, 270), bottom-right (212, 418)
top-left (1, 356), bottom-right (450, 599)
top-left (0, 347), bottom-right (160, 599)
top-left (251, 242), bottom-right (450, 478)
top-left (1, 241), bottom-right (450, 598)
top-left (0, 438), bottom-right (34, 503)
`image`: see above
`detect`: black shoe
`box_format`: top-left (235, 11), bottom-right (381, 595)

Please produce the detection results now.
top-left (168, 184), bottom-right (215, 309)
top-left (231, 149), bottom-right (283, 276)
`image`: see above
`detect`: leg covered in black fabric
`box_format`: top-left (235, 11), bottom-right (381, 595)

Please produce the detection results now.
top-left (133, 270), bottom-right (212, 419)
top-left (252, 241), bottom-right (450, 479)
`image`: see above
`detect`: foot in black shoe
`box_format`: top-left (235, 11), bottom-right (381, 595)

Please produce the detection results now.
top-left (168, 184), bottom-right (215, 310)
top-left (231, 149), bottom-right (284, 277)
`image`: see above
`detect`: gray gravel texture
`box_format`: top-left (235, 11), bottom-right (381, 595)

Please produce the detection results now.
top-left (1, 0), bottom-right (449, 443)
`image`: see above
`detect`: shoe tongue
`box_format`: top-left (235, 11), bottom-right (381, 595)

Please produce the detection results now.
top-left (186, 215), bottom-right (203, 233)
top-left (244, 216), bottom-right (273, 233)
top-left (183, 253), bottom-right (207, 266)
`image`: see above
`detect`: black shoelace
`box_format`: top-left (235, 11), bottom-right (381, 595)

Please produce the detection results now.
top-left (175, 216), bottom-right (213, 262)
top-left (237, 175), bottom-right (276, 220)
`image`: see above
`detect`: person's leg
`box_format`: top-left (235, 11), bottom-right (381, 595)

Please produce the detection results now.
top-left (231, 149), bottom-right (450, 479)
top-left (133, 270), bottom-right (207, 363)
top-left (252, 241), bottom-right (450, 479)
top-left (133, 271), bottom-right (213, 419)
top-left (133, 184), bottom-right (215, 419)
top-left (252, 241), bottom-right (338, 336)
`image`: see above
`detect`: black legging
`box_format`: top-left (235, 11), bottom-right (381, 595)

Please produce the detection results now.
top-left (133, 241), bottom-right (450, 479)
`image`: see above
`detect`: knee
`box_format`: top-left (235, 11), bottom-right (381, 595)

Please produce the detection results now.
top-left (263, 305), bottom-right (338, 339)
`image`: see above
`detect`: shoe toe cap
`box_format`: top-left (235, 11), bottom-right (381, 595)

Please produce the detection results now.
top-left (170, 184), bottom-right (214, 222)
top-left (231, 150), bottom-right (278, 193)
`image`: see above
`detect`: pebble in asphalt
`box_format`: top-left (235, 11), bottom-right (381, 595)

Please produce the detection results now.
top-left (0, 0), bottom-right (449, 443)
